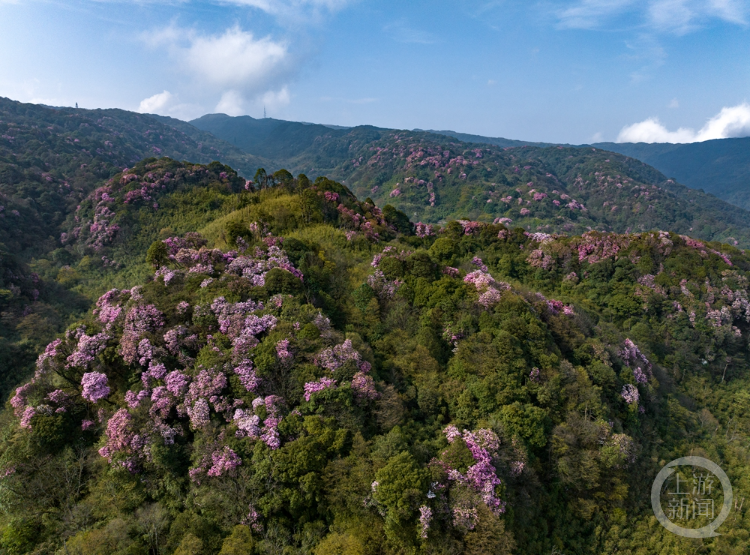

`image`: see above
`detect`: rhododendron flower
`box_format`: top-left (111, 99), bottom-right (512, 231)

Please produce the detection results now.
top-left (621, 384), bottom-right (639, 405)
top-left (275, 339), bottom-right (292, 360)
top-left (19, 406), bottom-right (35, 429)
top-left (81, 372), bottom-right (110, 402)
top-left (419, 506), bottom-right (432, 539)
top-left (351, 372), bottom-right (378, 400)
top-left (304, 377), bottom-right (337, 401)
top-left (207, 447), bottom-right (241, 477)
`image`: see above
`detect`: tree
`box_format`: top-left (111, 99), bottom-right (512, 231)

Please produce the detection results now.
top-left (254, 168), bottom-right (268, 189)
top-left (145, 240), bottom-right (168, 268)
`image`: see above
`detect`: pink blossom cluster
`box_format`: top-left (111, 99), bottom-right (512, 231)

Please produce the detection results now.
top-left (67, 332), bottom-right (109, 368)
top-left (315, 339), bottom-right (364, 371)
top-left (336, 202), bottom-right (386, 241)
top-left (351, 372), bottom-right (378, 400)
top-left (415, 222), bottom-right (434, 238)
top-left (680, 235), bottom-right (733, 266)
top-left (545, 299), bottom-right (575, 316)
top-left (98, 409), bottom-right (149, 472)
top-left (471, 256), bottom-right (488, 272)
top-left (620, 339), bottom-right (652, 374)
top-left (464, 268), bottom-right (511, 309)
top-left (419, 506), bottom-right (432, 539)
top-left (443, 426), bottom-right (504, 515)
top-left (233, 408), bottom-right (261, 438)
top-left (234, 359), bottom-right (259, 392)
top-left (84, 203), bottom-right (120, 251)
top-left (81, 372), bottom-right (110, 402)
top-left (576, 232), bottom-right (628, 264)
top-left (120, 304), bottom-right (165, 365)
top-left (207, 446), bottom-right (241, 477)
top-left (232, 314), bottom-right (278, 358)
top-left (189, 446), bottom-right (242, 482)
top-left (225, 245), bottom-right (303, 286)
top-left (457, 220), bottom-right (483, 235)
top-left (211, 296), bottom-right (265, 336)
top-left (526, 248), bottom-right (556, 270)
top-left (621, 384), bottom-right (639, 406)
top-left (463, 270), bottom-right (497, 291)
top-left (452, 506), bottom-right (479, 530)
top-left (610, 433), bottom-right (636, 464)
top-left (276, 339), bottom-right (292, 360)
top-left (367, 270), bottom-right (403, 300)
top-left (304, 377), bottom-right (337, 401)
top-left (95, 289), bottom-right (126, 326)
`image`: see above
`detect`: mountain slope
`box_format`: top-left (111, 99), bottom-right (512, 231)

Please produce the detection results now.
top-left (594, 138), bottom-right (750, 210)
top-left (1, 192), bottom-right (749, 554)
top-left (426, 129), bottom-right (555, 148)
top-left (186, 111), bottom-right (750, 214)
top-left (2, 101), bottom-right (750, 553)
top-left (190, 113), bottom-right (348, 161)
top-left (0, 97), bottom-right (271, 260)
top-left (183, 113), bottom-right (750, 248)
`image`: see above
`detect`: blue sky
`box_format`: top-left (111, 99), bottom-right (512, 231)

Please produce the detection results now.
top-left (1, 0), bottom-right (749, 143)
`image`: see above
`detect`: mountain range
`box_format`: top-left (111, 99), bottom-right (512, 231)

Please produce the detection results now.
top-left (592, 139), bottom-right (750, 211)
top-left (191, 112), bottom-right (750, 212)
top-left (1, 96), bottom-right (750, 555)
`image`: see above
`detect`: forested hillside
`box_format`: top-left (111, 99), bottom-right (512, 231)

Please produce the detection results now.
top-left (1, 100), bottom-right (750, 554)
top-left (0, 98), bottom-right (272, 397)
top-left (187, 114), bottom-right (750, 248)
top-left (595, 138), bottom-right (750, 212)
top-left (1, 169), bottom-right (749, 554)
top-left (190, 114), bottom-right (347, 161)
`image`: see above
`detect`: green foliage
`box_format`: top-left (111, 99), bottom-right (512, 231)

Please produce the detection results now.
top-left (145, 240), bottom-right (169, 268)
top-left (2, 122), bottom-right (750, 554)
top-left (218, 525), bottom-right (256, 554)
top-left (381, 204), bottom-right (413, 235)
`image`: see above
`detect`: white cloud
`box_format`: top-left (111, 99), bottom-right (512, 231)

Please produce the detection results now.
top-left (214, 86), bottom-right (291, 116)
top-left (142, 25), bottom-right (298, 116)
top-left (647, 0), bottom-right (698, 33)
top-left (216, 90), bottom-right (245, 116)
top-left (136, 90), bottom-right (205, 119)
top-left (556, 0), bottom-right (636, 29)
top-left (220, 0), bottom-right (353, 22)
top-left (554, 0), bottom-right (748, 32)
top-left (138, 90), bottom-right (173, 113)
top-left (617, 102), bottom-right (750, 143)
top-left (708, 0), bottom-right (748, 23)
top-left (183, 27), bottom-right (289, 90)
top-left (668, 98), bottom-right (679, 108)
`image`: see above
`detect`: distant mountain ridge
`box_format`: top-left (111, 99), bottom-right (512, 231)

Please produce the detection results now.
top-left (423, 129), bottom-right (555, 149)
top-left (191, 112), bottom-right (750, 213)
top-left (4, 97), bottom-right (750, 253)
top-left (592, 138), bottom-right (750, 210)
top-left (190, 113), bottom-right (350, 161)
top-left (185, 112), bottom-right (750, 249)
